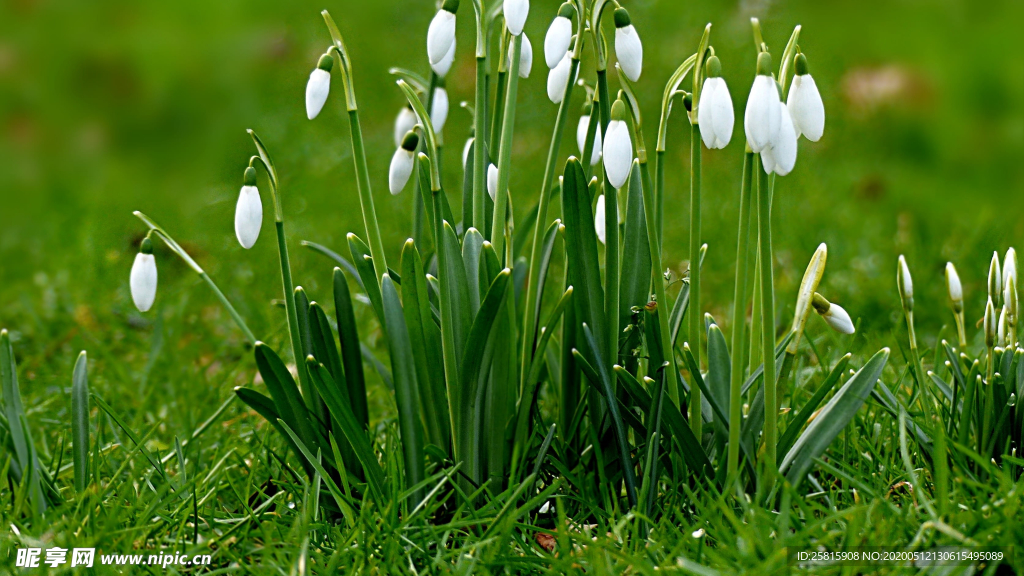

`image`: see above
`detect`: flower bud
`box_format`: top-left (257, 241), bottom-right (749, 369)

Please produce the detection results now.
top-left (988, 251), bottom-right (1002, 306)
top-left (697, 56), bottom-right (734, 149)
top-left (576, 106), bottom-right (602, 166)
top-left (946, 262), bottom-right (963, 313)
top-left (613, 8), bottom-right (642, 82)
top-left (389, 132), bottom-right (420, 195)
top-left (1003, 247), bottom-right (1017, 299)
top-left (487, 163), bottom-right (498, 202)
top-left (544, 4), bottom-right (573, 69)
top-left (235, 166), bottom-right (263, 249)
top-left (509, 33), bottom-right (533, 78)
top-left (462, 136), bottom-right (474, 170)
top-left (812, 293), bottom-right (855, 335)
top-left (305, 53), bottom-right (333, 120)
top-left (130, 238), bottom-right (158, 312)
top-left (897, 255), bottom-right (914, 312)
top-left (787, 53), bottom-right (825, 142)
top-left (594, 194), bottom-right (606, 245)
top-left (998, 307), bottom-right (1007, 346)
top-left (431, 85), bottom-right (450, 133)
top-left (394, 106), bottom-right (418, 147)
top-left (744, 53), bottom-right (781, 153)
top-left (427, 1), bottom-right (459, 75)
top-left (503, 0), bottom-right (529, 36)
top-left (602, 99), bottom-right (633, 189)
top-left (984, 296), bottom-right (997, 347)
top-left (547, 50), bottom-right (573, 103)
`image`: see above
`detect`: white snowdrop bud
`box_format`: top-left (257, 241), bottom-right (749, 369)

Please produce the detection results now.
top-left (305, 53), bottom-right (333, 120)
top-left (763, 102), bottom-right (797, 175)
top-left (503, 0), bottom-right (529, 36)
top-left (812, 293), bottom-right (855, 335)
top-left (394, 106), bottom-right (418, 147)
top-left (509, 33), bottom-right (533, 78)
top-left (989, 251), bottom-right (1002, 305)
top-left (897, 255), bottom-right (914, 312)
top-left (544, 3), bottom-right (574, 69)
top-left (576, 101), bottom-right (602, 166)
top-left (946, 262), bottom-right (963, 313)
top-left (697, 56), bottom-right (734, 149)
top-left (594, 194), bottom-right (606, 245)
top-left (613, 8), bottom-right (642, 82)
top-left (427, 0), bottom-right (459, 75)
top-left (744, 52), bottom-right (781, 153)
top-left (431, 86), bottom-right (450, 133)
top-left (984, 296), bottom-right (997, 347)
top-left (487, 163), bottom-right (498, 202)
top-left (998, 307), bottom-right (1007, 345)
top-left (462, 136), bottom-right (474, 170)
top-left (547, 50), bottom-right (573, 104)
top-left (434, 41), bottom-right (456, 78)
top-left (389, 132), bottom-right (420, 195)
top-left (130, 238), bottom-right (158, 312)
top-left (235, 166), bottom-right (263, 249)
top-left (1003, 247), bottom-right (1017, 295)
top-left (787, 54), bottom-right (825, 142)
top-left (603, 99), bottom-right (633, 189)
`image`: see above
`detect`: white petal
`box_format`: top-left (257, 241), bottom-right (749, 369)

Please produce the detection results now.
top-left (760, 145), bottom-right (776, 175)
top-left (698, 78), bottom-right (733, 149)
top-left (235, 185), bottom-right (263, 249)
top-left (614, 25), bottom-right (642, 82)
top-left (389, 149), bottom-right (415, 195)
top-left (305, 69), bottom-right (331, 120)
top-left (433, 39), bottom-right (456, 77)
top-left (1003, 248), bottom-right (1017, 292)
top-left (603, 120), bottom-right (633, 189)
top-left (787, 74), bottom-right (825, 142)
top-left (823, 304), bottom-right (855, 334)
top-left (503, 0), bottom-right (529, 36)
top-left (576, 115), bottom-right (603, 166)
top-left (744, 76), bottom-right (781, 152)
top-left (898, 256), bottom-right (914, 299)
top-left (770, 103), bottom-right (798, 175)
top-left (547, 51), bottom-right (572, 104)
top-left (487, 163), bottom-right (498, 202)
top-left (510, 33), bottom-right (533, 78)
top-left (946, 262), bottom-right (963, 302)
top-left (544, 17), bottom-right (572, 68)
top-left (427, 10), bottom-right (457, 67)
top-left (394, 108), bottom-right (418, 148)
top-left (462, 137), bottom-right (474, 170)
top-left (431, 87), bottom-right (449, 133)
top-left (130, 253), bottom-right (158, 312)
top-left (594, 194), bottom-right (606, 245)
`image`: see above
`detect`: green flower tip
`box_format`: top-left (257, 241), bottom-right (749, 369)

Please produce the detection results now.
top-left (581, 99), bottom-right (593, 116)
top-left (705, 55), bottom-right (722, 78)
top-left (794, 53), bottom-right (809, 76)
top-left (401, 131), bottom-right (420, 151)
top-left (442, 0), bottom-right (460, 13)
top-left (610, 98), bottom-right (627, 121)
top-left (316, 52), bottom-right (334, 72)
top-left (243, 166), bottom-right (258, 186)
top-left (557, 2), bottom-right (574, 19)
top-left (682, 91), bottom-right (693, 112)
top-left (756, 51), bottom-right (773, 75)
top-left (613, 7), bottom-right (631, 29)
top-left (140, 237), bottom-right (154, 255)
top-left (811, 292), bottom-right (830, 315)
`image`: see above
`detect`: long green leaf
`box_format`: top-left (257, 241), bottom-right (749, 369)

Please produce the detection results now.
top-left (308, 301), bottom-right (360, 479)
top-left (438, 220), bottom-right (473, 420)
top-left (1, 330), bottom-right (45, 513)
top-left (619, 162), bottom-right (652, 341)
top-left (333, 267), bottom-right (369, 429)
top-left (776, 353), bottom-right (852, 458)
top-left (347, 233), bottom-right (384, 325)
top-left (561, 158), bottom-right (607, 366)
top-left (254, 342), bottom-right (315, 451)
top-left (71, 351), bottom-right (89, 493)
top-left (705, 321), bottom-right (731, 443)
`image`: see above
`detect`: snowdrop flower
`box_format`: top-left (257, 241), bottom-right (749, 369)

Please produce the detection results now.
top-left (1003, 247), bottom-right (1017, 295)
top-left (812, 293), bottom-right (855, 335)
top-left (509, 33), bottom-right (533, 78)
top-left (462, 136), bottom-right (474, 170)
top-left (594, 195), bottom-right (606, 244)
top-left (394, 106), bottom-right (418, 147)
top-left (613, 8), bottom-right (642, 82)
top-left (946, 262), bottom-right (963, 313)
top-left (984, 296), bottom-right (997, 347)
top-left (130, 237), bottom-right (158, 312)
top-left (576, 101), bottom-right (602, 166)
top-left (744, 52), bottom-right (780, 153)
top-left (544, 3), bottom-right (573, 69)
top-left (547, 50), bottom-right (572, 104)
top-left (434, 41), bottom-right (456, 78)
top-left (235, 166), bottom-right (263, 249)
top-left (603, 98), bottom-right (633, 189)
top-left (998, 307), bottom-right (1007, 345)
top-left (761, 101), bottom-right (797, 175)
top-left (503, 0), bottom-right (529, 36)
top-left (787, 53), bottom-right (825, 142)
top-left (988, 251), bottom-right (1002, 304)
top-left (897, 255), bottom-right (914, 312)
top-left (696, 55), bottom-right (734, 149)
top-left (487, 163), bottom-right (498, 201)
top-left (305, 53), bottom-right (332, 120)
top-left (427, 0), bottom-right (459, 76)
top-left (389, 131), bottom-right (419, 195)
top-left (431, 85), bottom-right (449, 133)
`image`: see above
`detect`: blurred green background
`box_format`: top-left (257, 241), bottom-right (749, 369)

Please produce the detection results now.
top-left (1, 0), bottom-right (1022, 370)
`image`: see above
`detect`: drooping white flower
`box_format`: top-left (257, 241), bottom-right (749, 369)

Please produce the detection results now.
top-left (762, 102), bottom-right (797, 175)
top-left (434, 40), bottom-right (457, 78)
top-left (130, 238), bottom-right (158, 312)
top-left (946, 262), bottom-right (963, 310)
top-left (602, 99), bottom-right (633, 189)
top-left (787, 53), bottom-right (825, 142)
top-left (822, 303), bottom-right (855, 334)
top-left (613, 8), bottom-right (642, 82)
top-left (696, 56), bottom-right (734, 149)
top-left (897, 255), bottom-right (914, 311)
top-left (544, 4), bottom-right (573, 69)
top-left (547, 50), bottom-right (572, 104)
top-left (431, 86), bottom-right (449, 133)
top-left (462, 136), bottom-right (474, 170)
top-left (394, 106), bottom-right (418, 147)
top-left (235, 166), bottom-right (263, 249)
top-left (576, 104), bottom-right (602, 166)
top-left (427, 1), bottom-right (458, 74)
top-left (503, 0), bottom-right (529, 36)
top-left (594, 194), bottom-right (606, 245)
top-left (487, 163), bottom-right (498, 201)
top-left (389, 132), bottom-right (420, 195)
top-left (744, 52), bottom-right (781, 153)
top-left (305, 54), bottom-right (333, 120)
top-left (508, 33), bottom-right (533, 78)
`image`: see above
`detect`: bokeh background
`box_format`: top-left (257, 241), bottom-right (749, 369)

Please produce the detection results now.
top-left (1, 0), bottom-right (1022, 391)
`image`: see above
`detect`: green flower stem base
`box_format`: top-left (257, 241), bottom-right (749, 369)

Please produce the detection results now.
top-left (597, 68), bottom-right (620, 366)
top-left (727, 151), bottom-right (754, 478)
top-left (473, 57), bottom-right (488, 232)
top-left (756, 157), bottom-right (777, 474)
top-left (688, 122), bottom-right (702, 440)
top-left (489, 32), bottom-right (522, 259)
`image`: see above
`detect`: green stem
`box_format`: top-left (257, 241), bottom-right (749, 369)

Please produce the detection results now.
top-left (756, 156), bottom-right (777, 473)
top-left (688, 122), bottom-right (702, 439)
top-left (347, 109), bottom-right (388, 284)
top-left (274, 220), bottom-right (313, 406)
top-left (473, 57), bottom-right (488, 232)
top-left (655, 150), bottom-right (665, 248)
top-left (727, 151), bottom-right (754, 478)
top-left (413, 74), bottom-right (440, 247)
top-left (489, 33), bottom-right (522, 259)
top-left (597, 69), bottom-right (619, 365)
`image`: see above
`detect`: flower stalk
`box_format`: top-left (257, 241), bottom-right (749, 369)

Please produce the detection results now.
top-left (727, 150), bottom-right (754, 478)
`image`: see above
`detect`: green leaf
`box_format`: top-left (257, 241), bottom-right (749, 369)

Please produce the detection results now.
top-left (254, 342), bottom-right (316, 452)
top-left (92, 394), bottom-right (170, 487)
top-left (333, 267), bottom-right (369, 429)
top-left (705, 322), bottom-right (731, 442)
top-left (276, 419), bottom-right (359, 518)
top-left (438, 220), bottom-right (473, 410)
top-left (526, 219), bottom-right (564, 351)
top-left (71, 351), bottom-right (89, 493)
top-left (1, 330), bottom-right (45, 514)
top-left (301, 241), bottom-right (362, 289)
top-left (462, 228), bottom-right (485, 315)
top-left (560, 158), bottom-right (607, 362)
top-left (776, 353), bottom-right (852, 458)
top-left (781, 348), bottom-right (889, 485)
top-left (308, 301), bottom-right (360, 479)
top-left (619, 161), bottom-right (653, 336)
top-left (294, 287), bottom-right (324, 419)
top-left (347, 233), bottom-right (385, 325)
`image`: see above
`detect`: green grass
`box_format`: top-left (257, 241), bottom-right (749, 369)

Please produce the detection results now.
top-left (1, 0), bottom-right (1023, 573)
